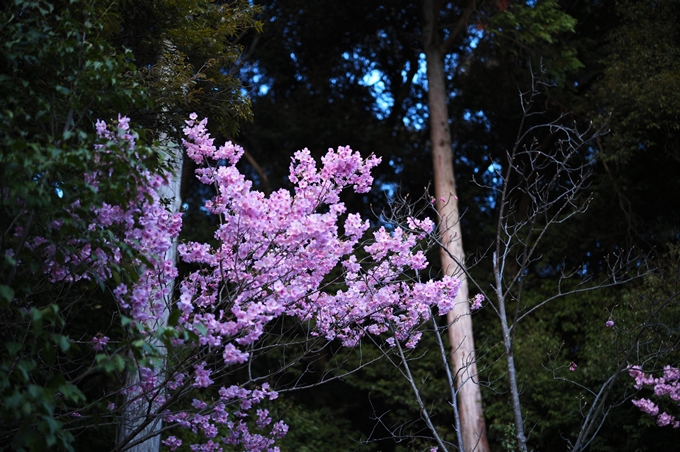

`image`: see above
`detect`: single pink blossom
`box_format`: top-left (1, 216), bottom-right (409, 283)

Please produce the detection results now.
top-left (162, 436), bottom-right (182, 451)
top-left (657, 412), bottom-right (675, 427)
top-left (92, 335), bottom-right (109, 351)
top-left (470, 294), bottom-right (484, 311)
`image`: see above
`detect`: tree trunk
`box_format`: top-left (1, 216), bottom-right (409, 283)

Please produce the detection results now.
top-left (118, 140), bottom-right (183, 452)
top-left (422, 1), bottom-right (489, 450)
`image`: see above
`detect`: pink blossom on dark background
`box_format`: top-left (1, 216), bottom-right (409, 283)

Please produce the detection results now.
top-left (629, 366), bottom-right (680, 428)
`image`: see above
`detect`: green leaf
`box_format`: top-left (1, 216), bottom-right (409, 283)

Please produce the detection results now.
top-left (0, 284), bottom-right (15, 303)
top-left (5, 341), bottom-right (22, 355)
top-left (51, 334), bottom-right (71, 353)
top-left (194, 323), bottom-right (208, 337)
top-left (167, 309), bottom-right (181, 327)
top-left (57, 383), bottom-right (85, 403)
top-left (111, 354), bottom-right (126, 373)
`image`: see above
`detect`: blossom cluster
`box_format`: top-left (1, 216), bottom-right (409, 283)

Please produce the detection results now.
top-left (93, 118), bottom-right (182, 325)
top-left (165, 115), bottom-right (463, 448)
top-left (162, 384), bottom-right (284, 452)
top-left (629, 365), bottom-right (680, 428)
top-left (177, 114), bottom-right (459, 352)
top-left (21, 115), bottom-right (182, 328)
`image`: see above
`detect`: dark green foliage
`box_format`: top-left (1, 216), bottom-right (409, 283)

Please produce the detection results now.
top-left (594, 0), bottom-right (680, 164)
top-left (0, 0), bottom-right (259, 449)
top-left (489, 0), bottom-right (583, 84)
top-left (276, 400), bottom-right (371, 452)
top-left (587, 0), bottom-right (680, 248)
top-left (0, 305), bottom-right (85, 451)
top-left (480, 246), bottom-right (680, 451)
top-left (114, 0), bottom-right (262, 138)
top-left (340, 334), bottom-right (460, 451)
top-left (0, 2), bottom-right (153, 446)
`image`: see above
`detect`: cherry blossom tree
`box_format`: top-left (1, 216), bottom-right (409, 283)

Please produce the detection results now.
top-left (146, 114), bottom-right (464, 450)
top-left (3, 114), bottom-right (470, 451)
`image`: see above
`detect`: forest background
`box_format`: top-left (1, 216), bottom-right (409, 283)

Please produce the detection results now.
top-left (1, 0), bottom-right (680, 451)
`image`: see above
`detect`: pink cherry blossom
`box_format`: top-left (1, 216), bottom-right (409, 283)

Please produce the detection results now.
top-left (91, 335), bottom-right (109, 351)
top-left (629, 366), bottom-right (680, 428)
top-left (470, 294), bottom-right (484, 311)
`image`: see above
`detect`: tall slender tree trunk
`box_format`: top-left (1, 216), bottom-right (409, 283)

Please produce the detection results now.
top-left (117, 34), bottom-right (186, 450)
top-left (422, 1), bottom-right (489, 450)
top-left (118, 141), bottom-right (183, 452)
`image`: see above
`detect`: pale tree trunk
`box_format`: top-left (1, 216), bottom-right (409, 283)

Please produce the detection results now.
top-left (422, 1), bottom-right (489, 450)
top-left (118, 141), bottom-right (183, 452)
top-left (117, 33), bottom-right (186, 450)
